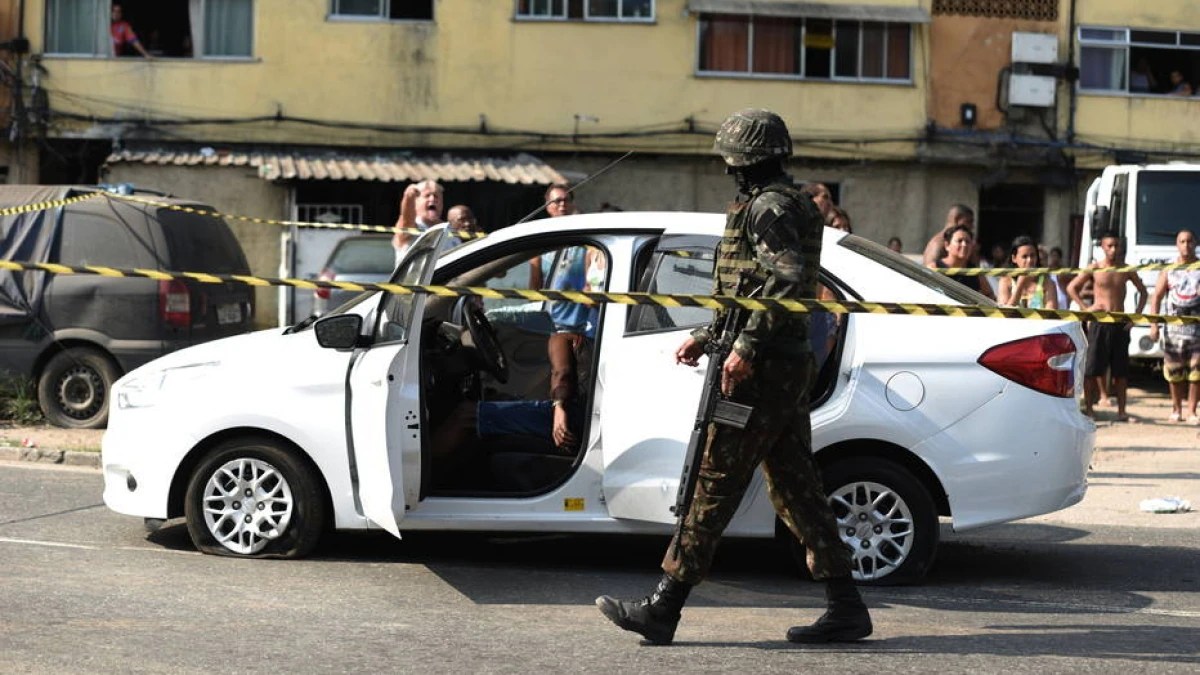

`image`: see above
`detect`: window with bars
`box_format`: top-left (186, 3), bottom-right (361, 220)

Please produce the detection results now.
top-left (697, 14), bottom-right (911, 82)
top-left (515, 0), bottom-right (654, 22)
top-left (932, 0), bottom-right (1057, 21)
top-left (1079, 26), bottom-right (1200, 97)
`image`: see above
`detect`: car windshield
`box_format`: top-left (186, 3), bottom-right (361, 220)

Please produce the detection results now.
top-left (838, 235), bottom-right (994, 306)
top-left (329, 237), bottom-right (395, 274)
top-left (1135, 171), bottom-right (1200, 246)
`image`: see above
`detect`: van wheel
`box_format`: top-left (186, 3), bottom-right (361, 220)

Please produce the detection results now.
top-left (37, 347), bottom-right (119, 429)
top-left (185, 438), bottom-right (326, 559)
top-left (813, 459), bottom-right (939, 586)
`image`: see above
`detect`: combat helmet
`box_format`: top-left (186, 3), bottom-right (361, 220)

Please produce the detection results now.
top-left (713, 108), bottom-right (792, 167)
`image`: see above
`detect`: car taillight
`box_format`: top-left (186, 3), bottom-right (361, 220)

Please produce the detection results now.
top-left (159, 279), bottom-right (191, 328)
top-left (978, 333), bottom-right (1076, 398)
top-left (315, 268), bottom-right (333, 300)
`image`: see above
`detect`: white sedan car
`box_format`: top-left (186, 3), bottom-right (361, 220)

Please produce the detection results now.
top-left (102, 214), bottom-right (1094, 584)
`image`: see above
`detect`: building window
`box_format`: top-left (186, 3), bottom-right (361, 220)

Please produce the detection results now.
top-left (1079, 26), bottom-right (1200, 97)
top-left (515, 0), bottom-right (654, 22)
top-left (698, 14), bottom-right (911, 82)
top-left (330, 0), bottom-right (433, 21)
top-left (45, 0), bottom-right (254, 58)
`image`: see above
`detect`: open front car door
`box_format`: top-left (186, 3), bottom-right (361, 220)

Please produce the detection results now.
top-left (349, 227), bottom-right (446, 537)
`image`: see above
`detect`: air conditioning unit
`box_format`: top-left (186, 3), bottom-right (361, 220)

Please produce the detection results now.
top-left (1009, 73), bottom-right (1056, 107)
top-left (1012, 32), bottom-right (1058, 64)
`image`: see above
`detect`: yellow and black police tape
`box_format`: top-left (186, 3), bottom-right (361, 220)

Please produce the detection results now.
top-left (0, 191), bottom-right (104, 217)
top-left (1, 259), bottom-right (1197, 326)
top-left (92, 190), bottom-right (485, 239)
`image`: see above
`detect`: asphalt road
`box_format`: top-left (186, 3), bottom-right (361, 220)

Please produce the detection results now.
top-left (1, 461), bottom-right (1197, 674)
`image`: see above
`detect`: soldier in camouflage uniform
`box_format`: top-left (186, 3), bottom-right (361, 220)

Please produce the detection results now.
top-left (595, 109), bottom-right (872, 646)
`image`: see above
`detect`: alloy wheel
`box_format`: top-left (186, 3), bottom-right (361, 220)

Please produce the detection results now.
top-left (201, 457), bottom-right (295, 554)
top-left (828, 480), bottom-right (915, 581)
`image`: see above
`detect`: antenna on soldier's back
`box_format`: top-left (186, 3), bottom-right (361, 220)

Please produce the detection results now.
top-left (515, 150), bottom-right (635, 224)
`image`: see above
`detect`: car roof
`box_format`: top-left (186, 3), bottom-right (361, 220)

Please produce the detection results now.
top-left (443, 211), bottom-right (848, 257)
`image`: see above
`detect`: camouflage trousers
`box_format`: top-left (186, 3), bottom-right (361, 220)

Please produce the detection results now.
top-left (662, 352), bottom-right (853, 584)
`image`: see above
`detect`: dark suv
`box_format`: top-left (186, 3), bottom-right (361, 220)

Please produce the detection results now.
top-left (0, 186), bottom-right (255, 428)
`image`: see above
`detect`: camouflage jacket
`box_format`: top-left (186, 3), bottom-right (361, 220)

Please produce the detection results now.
top-left (691, 177), bottom-right (824, 360)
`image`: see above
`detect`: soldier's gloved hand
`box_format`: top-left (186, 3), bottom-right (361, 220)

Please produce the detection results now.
top-left (675, 338), bottom-right (704, 367)
top-left (721, 351), bottom-right (752, 396)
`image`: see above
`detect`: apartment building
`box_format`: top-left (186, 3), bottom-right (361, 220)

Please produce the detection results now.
top-left (1, 0), bottom-right (1197, 323)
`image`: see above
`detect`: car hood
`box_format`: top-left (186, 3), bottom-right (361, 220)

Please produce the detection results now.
top-left (118, 327), bottom-right (292, 383)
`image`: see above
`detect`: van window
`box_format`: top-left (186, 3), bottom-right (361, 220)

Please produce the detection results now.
top-left (55, 208), bottom-right (159, 268)
top-left (1136, 171), bottom-right (1200, 246)
top-left (156, 207), bottom-right (249, 274)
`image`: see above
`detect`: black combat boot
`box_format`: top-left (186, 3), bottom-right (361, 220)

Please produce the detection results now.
top-left (786, 576), bottom-right (873, 643)
top-left (595, 574), bottom-right (692, 645)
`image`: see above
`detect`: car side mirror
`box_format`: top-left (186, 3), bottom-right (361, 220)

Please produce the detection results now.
top-left (314, 314), bottom-right (364, 350)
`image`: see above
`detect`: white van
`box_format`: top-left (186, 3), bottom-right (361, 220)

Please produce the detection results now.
top-left (1080, 163), bottom-right (1200, 360)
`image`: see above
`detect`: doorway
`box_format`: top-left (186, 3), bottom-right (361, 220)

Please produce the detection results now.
top-left (978, 183), bottom-right (1045, 265)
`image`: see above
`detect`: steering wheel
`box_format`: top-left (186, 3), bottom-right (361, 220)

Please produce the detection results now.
top-left (463, 303), bottom-right (509, 384)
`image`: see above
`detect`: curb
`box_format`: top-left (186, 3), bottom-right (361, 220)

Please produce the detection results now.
top-left (0, 445), bottom-right (101, 469)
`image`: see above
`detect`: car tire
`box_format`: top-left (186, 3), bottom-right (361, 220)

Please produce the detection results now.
top-left (792, 458), bottom-right (938, 586)
top-left (36, 347), bottom-right (120, 429)
top-left (184, 438), bottom-right (327, 559)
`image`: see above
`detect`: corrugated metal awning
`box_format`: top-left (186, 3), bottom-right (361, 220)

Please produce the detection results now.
top-left (686, 0), bottom-right (931, 22)
top-left (104, 149), bottom-right (568, 185)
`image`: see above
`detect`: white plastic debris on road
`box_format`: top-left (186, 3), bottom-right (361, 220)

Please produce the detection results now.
top-left (1139, 497), bottom-right (1192, 513)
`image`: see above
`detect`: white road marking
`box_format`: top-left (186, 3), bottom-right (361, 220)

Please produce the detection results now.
top-left (0, 536), bottom-right (199, 556)
top-left (0, 536), bottom-right (98, 550)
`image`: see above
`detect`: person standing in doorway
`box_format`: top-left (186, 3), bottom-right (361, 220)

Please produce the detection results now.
top-left (594, 108), bottom-right (871, 646)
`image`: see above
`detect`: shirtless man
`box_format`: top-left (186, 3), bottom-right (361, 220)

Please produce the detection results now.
top-left (922, 204), bottom-right (975, 267)
top-left (1066, 234), bottom-right (1148, 420)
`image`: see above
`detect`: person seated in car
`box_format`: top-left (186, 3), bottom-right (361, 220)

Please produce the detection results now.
top-left (430, 330), bottom-right (593, 482)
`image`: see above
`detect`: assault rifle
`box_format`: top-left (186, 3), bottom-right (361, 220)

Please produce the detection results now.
top-left (670, 276), bottom-right (758, 558)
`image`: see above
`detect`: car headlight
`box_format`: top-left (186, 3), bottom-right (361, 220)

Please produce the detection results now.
top-left (116, 362), bottom-right (218, 409)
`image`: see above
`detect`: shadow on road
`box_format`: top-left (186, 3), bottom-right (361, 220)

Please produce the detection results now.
top-left (679, 624), bottom-right (1199, 665)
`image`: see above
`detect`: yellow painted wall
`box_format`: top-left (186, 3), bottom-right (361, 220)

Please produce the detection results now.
top-left (1072, 0), bottom-right (1200, 156)
top-left (928, 16), bottom-right (1061, 131)
top-left (1075, 1), bottom-right (1200, 30)
top-left (27, 0), bottom-right (929, 158)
